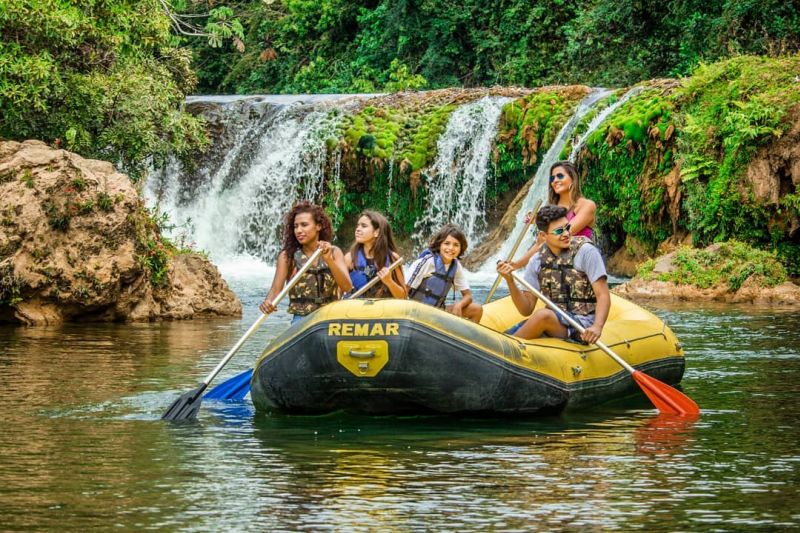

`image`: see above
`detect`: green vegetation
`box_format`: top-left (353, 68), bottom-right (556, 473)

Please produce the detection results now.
top-left (493, 88), bottom-right (587, 199)
top-left (0, 262), bottom-right (22, 306)
top-left (581, 87), bottom-right (677, 252)
top-left (576, 56), bottom-right (800, 274)
top-left (636, 242), bottom-right (787, 291)
top-left (675, 55), bottom-right (800, 250)
top-left (0, 0), bottom-right (209, 181)
top-left (188, 0), bottom-right (799, 94)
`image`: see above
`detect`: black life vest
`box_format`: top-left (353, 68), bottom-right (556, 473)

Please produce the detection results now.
top-left (408, 250), bottom-right (457, 309)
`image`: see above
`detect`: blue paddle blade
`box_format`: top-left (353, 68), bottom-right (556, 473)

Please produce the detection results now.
top-left (204, 368), bottom-right (253, 401)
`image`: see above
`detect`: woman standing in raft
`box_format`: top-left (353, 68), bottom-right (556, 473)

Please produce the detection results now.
top-left (345, 210), bottom-right (407, 298)
top-left (259, 201), bottom-right (352, 323)
top-left (406, 224), bottom-right (482, 322)
top-left (511, 160), bottom-right (597, 269)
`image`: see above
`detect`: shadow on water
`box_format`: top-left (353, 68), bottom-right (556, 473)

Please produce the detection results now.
top-left (1, 299), bottom-right (799, 530)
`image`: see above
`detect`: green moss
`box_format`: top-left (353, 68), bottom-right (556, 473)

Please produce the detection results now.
top-left (339, 99), bottom-right (456, 170)
top-left (673, 55), bottom-right (800, 251)
top-left (636, 242), bottom-right (786, 291)
top-left (580, 87), bottom-right (676, 252)
top-left (493, 87), bottom-right (587, 201)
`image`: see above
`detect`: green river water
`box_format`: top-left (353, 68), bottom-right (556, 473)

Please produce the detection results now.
top-left (1, 276), bottom-right (798, 531)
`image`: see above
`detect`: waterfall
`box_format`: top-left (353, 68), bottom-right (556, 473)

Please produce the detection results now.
top-left (414, 96), bottom-right (511, 245)
top-left (568, 86), bottom-right (645, 160)
top-left (480, 89), bottom-right (614, 271)
top-left (146, 98), bottom-right (352, 264)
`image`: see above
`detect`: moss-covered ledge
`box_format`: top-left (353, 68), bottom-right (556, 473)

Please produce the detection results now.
top-left (613, 241), bottom-right (800, 305)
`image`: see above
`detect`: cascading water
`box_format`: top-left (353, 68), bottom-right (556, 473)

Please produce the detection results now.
top-left (480, 89), bottom-right (614, 272)
top-left (568, 86), bottom-right (645, 161)
top-left (146, 98), bottom-right (351, 265)
top-left (414, 96), bottom-right (511, 245)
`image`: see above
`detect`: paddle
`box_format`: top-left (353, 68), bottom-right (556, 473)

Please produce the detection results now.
top-left (484, 199), bottom-right (543, 304)
top-left (161, 248), bottom-right (323, 422)
top-left (203, 256), bottom-right (405, 402)
top-left (510, 272), bottom-right (700, 416)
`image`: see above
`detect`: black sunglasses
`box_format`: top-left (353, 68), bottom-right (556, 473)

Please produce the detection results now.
top-left (550, 172), bottom-right (568, 183)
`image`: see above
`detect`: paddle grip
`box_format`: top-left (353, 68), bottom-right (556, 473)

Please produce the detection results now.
top-left (510, 272), bottom-right (636, 374)
top-left (347, 257), bottom-right (404, 299)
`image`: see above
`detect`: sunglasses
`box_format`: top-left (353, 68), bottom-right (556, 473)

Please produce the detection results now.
top-left (550, 172), bottom-right (569, 182)
top-left (550, 223), bottom-right (571, 236)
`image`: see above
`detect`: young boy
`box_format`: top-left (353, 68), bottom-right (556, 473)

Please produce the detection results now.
top-left (496, 205), bottom-right (609, 343)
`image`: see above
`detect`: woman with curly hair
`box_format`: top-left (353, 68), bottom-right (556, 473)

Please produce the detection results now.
top-left (259, 201), bottom-right (352, 324)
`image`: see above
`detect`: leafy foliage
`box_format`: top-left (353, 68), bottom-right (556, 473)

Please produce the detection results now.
top-left (0, 0), bottom-right (208, 181)
top-left (674, 55), bottom-right (800, 246)
top-left (636, 242), bottom-right (787, 290)
top-left (188, 0), bottom-right (800, 93)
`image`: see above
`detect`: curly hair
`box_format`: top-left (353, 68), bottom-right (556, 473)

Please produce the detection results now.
top-left (428, 224), bottom-right (468, 258)
top-left (535, 204), bottom-right (568, 232)
top-left (281, 200), bottom-right (333, 259)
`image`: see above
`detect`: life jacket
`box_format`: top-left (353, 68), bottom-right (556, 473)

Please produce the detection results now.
top-left (538, 236), bottom-right (597, 316)
top-left (349, 248), bottom-right (391, 298)
top-left (408, 250), bottom-right (457, 309)
top-left (287, 249), bottom-right (338, 316)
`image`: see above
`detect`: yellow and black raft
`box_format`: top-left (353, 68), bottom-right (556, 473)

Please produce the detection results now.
top-left (250, 295), bottom-right (685, 415)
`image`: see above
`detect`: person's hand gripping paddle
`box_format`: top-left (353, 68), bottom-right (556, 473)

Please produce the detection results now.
top-left (161, 249), bottom-right (324, 422)
top-left (511, 272), bottom-right (700, 416)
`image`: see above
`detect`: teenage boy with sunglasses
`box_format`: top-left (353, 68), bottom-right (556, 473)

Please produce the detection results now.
top-left (496, 204), bottom-right (610, 343)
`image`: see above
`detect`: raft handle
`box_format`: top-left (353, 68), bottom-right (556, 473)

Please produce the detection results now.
top-left (349, 349), bottom-right (376, 359)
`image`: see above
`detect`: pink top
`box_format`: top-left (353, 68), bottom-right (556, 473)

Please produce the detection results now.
top-left (567, 210), bottom-right (594, 239)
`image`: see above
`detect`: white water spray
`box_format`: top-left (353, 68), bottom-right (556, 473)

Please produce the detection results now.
top-left (147, 102), bottom-right (344, 265)
top-left (415, 96), bottom-right (511, 245)
top-left (480, 89), bottom-right (614, 272)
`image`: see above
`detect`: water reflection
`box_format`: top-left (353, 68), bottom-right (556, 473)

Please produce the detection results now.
top-left (0, 300), bottom-right (799, 529)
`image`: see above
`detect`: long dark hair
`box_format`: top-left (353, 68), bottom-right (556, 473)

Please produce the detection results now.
top-left (428, 224), bottom-right (468, 258)
top-left (281, 201), bottom-right (333, 259)
top-left (349, 210), bottom-right (399, 266)
top-left (547, 160), bottom-right (583, 207)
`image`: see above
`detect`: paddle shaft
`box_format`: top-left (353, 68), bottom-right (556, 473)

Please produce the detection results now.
top-left (199, 248), bottom-right (324, 388)
top-left (484, 199), bottom-right (543, 304)
top-left (348, 257), bottom-right (404, 299)
top-left (510, 272), bottom-right (635, 373)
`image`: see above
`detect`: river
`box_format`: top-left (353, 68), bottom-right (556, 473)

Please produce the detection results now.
top-left (1, 267), bottom-right (798, 530)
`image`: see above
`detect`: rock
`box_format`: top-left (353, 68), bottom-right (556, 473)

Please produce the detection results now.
top-left (651, 252), bottom-right (677, 275)
top-left (614, 277), bottom-right (800, 305)
top-left (461, 179), bottom-right (533, 269)
top-left (0, 140), bottom-right (241, 325)
top-left (606, 235), bottom-right (651, 277)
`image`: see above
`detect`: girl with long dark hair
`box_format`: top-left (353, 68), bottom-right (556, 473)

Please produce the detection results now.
top-left (345, 210), bottom-right (407, 298)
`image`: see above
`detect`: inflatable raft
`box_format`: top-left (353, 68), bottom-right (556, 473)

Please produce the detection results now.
top-left (250, 295), bottom-right (685, 415)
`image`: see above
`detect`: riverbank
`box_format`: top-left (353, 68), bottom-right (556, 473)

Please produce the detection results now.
top-left (0, 140), bottom-right (241, 325)
top-left (613, 241), bottom-right (800, 305)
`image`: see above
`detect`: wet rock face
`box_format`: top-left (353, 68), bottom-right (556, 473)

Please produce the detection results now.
top-left (0, 140), bottom-right (241, 325)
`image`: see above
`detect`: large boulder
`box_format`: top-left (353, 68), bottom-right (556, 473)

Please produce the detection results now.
top-left (0, 140), bottom-right (241, 325)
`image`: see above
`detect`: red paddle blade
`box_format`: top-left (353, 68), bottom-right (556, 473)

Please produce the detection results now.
top-left (632, 370), bottom-right (700, 416)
